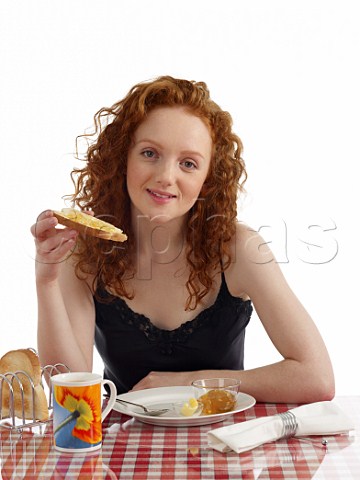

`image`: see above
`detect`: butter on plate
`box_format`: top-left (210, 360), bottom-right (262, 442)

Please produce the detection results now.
top-left (179, 398), bottom-right (200, 417)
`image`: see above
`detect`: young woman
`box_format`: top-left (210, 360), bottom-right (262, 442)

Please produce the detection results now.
top-left (31, 76), bottom-right (335, 402)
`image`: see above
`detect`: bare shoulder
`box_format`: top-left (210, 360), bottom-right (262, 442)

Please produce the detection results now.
top-left (225, 221), bottom-right (285, 299)
top-left (230, 222), bottom-right (276, 264)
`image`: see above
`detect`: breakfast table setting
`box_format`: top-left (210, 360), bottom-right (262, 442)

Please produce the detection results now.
top-left (0, 357), bottom-right (359, 479)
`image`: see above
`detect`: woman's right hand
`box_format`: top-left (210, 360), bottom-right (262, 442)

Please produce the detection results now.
top-left (30, 210), bottom-right (79, 284)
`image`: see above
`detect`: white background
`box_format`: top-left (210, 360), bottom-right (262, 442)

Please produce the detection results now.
top-left (0, 1), bottom-right (359, 395)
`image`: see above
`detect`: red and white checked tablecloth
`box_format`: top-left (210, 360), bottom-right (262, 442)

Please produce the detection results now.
top-left (0, 396), bottom-right (359, 479)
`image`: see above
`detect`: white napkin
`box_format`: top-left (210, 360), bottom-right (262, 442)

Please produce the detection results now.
top-left (208, 401), bottom-right (355, 453)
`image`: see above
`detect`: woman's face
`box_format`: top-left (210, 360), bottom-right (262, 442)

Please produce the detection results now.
top-left (126, 106), bottom-right (213, 225)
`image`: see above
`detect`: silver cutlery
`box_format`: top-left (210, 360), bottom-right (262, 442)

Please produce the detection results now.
top-left (115, 398), bottom-right (171, 416)
top-left (104, 394), bottom-right (171, 416)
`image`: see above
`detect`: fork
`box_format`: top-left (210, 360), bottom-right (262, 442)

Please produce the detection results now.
top-left (113, 397), bottom-right (170, 416)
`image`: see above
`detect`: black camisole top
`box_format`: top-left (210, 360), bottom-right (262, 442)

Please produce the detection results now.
top-left (94, 274), bottom-right (253, 394)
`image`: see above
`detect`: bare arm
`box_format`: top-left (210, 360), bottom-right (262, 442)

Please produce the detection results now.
top-left (223, 222), bottom-right (335, 403)
top-left (31, 210), bottom-right (95, 372)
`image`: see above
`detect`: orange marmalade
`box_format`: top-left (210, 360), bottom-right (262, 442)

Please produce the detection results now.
top-left (198, 389), bottom-right (237, 415)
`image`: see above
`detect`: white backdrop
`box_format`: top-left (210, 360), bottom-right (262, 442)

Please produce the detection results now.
top-left (0, 0), bottom-right (358, 394)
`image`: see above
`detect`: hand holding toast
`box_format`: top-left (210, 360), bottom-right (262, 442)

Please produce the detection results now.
top-left (30, 210), bottom-right (79, 284)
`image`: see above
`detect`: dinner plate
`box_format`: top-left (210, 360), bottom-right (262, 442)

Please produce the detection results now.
top-left (112, 386), bottom-right (256, 427)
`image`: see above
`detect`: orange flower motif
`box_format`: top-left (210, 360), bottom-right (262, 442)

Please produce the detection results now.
top-left (54, 385), bottom-right (102, 444)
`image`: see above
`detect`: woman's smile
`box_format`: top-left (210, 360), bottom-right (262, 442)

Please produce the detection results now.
top-left (146, 188), bottom-right (177, 203)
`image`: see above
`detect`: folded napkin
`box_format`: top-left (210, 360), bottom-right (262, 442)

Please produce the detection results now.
top-left (208, 401), bottom-right (354, 453)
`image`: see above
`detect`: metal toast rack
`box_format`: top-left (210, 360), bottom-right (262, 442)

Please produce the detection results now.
top-left (0, 351), bottom-right (69, 435)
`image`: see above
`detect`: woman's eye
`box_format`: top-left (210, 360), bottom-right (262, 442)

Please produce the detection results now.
top-left (142, 150), bottom-right (156, 159)
top-left (181, 160), bottom-right (196, 170)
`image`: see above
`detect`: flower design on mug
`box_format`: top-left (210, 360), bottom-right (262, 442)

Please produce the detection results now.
top-left (54, 385), bottom-right (101, 445)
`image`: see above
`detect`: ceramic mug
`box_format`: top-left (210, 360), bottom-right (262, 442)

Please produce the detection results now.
top-left (51, 372), bottom-right (117, 453)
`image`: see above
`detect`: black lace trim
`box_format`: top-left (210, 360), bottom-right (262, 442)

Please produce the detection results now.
top-left (97, 280), bottom-right (253, 355)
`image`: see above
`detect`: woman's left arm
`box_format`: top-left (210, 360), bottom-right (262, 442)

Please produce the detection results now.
top-left (219, 222), bottom-right (335, 403)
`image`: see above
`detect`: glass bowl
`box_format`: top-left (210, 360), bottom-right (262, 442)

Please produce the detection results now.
top-left (191, 378), bottom-right (241, 415)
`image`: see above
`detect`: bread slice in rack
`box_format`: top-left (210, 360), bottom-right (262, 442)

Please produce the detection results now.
top-left (0, 348), bottom-right (49, 421)
top-left (53, 208), bottom-right (127, 242)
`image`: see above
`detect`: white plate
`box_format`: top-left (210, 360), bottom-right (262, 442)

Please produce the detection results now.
top-left (112, 386), bottom-right (256, 427)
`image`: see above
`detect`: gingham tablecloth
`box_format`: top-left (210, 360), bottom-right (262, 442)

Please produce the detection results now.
top-left (0, 396), bottom-right (359, 479)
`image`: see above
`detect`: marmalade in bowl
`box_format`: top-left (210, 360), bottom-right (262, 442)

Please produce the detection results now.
top-left (198, 389), bottom-right (237, 415)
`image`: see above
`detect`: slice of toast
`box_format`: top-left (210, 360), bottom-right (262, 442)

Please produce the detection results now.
top-left (53, 208), bottom-right (127, 242)
top-left (0, 349), bottom-right (49, 421)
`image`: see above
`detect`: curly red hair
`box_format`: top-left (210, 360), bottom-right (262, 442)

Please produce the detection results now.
top-left (69, 76), bottom-right (248, 310)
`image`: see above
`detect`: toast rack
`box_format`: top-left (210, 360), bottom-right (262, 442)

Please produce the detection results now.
top-left (0, 350), bottom-right (69, 434)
